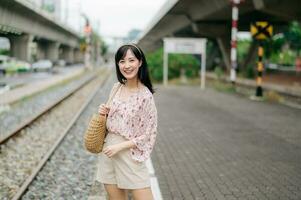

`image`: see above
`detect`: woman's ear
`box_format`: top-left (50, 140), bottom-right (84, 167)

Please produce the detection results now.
top-left (139, 60), bottom-right (142, 67)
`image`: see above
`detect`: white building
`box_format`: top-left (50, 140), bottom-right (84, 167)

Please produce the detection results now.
top-left (19, 0), bottom-right (81, 33)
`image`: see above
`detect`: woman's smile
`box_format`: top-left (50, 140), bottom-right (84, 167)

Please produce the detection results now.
top-left (118, 49), bottom-right (142, 80)
top-left (124, 69), bottom-right (134, 74)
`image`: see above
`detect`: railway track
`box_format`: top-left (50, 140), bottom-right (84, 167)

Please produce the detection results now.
top-left (0, 68), bottom-right (112, 200)
top-left (0, 73), bottom-right (96, 145)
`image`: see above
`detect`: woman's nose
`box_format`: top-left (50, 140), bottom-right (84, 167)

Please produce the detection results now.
top-left (124, 62), bottom-right (131, 68)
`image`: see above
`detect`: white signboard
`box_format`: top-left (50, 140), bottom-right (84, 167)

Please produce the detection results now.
top-left (163, 37), bottom-right (207, 89)
top-left (164, 38), bottom-right (206, 54)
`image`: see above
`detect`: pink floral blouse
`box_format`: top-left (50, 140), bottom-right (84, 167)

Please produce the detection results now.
top-left (106, 82), bottom-right (158, 162)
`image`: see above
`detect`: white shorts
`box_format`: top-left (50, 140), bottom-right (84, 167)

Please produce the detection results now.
top-left (95, 132), bottom-right (151, 190)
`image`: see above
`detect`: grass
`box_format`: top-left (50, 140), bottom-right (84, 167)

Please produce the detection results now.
top-left (160, 76), bottom-right (287, 104)
top-left (153, 73), bottom-right (301, 109)
top-left (163, 77), bottom-right (237, 93)
top-left (263, 90), bottom-right (284, 103)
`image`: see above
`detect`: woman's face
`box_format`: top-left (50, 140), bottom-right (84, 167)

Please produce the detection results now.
top-left (118, 49), bottom-right (141, 81)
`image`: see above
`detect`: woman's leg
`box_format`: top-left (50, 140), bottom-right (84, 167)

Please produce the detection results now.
top-left (104, 184), bottom-right (128, 200)
top-left (132, 187), bottom-right (153, 200)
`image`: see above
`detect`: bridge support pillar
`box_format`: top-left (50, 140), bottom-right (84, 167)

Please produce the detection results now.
top-left (9, 34), bottom-right (34, 62)
top-left (217, 36), bottom-right (231, 71)
top-left (74, 48), bottom-right (84, 63)
top-left (61, 46), bottom-right (74, 64)
top-left (45, 42), bottom-right (60, 63)
top-left (36, 42), bottom-right (46, 60)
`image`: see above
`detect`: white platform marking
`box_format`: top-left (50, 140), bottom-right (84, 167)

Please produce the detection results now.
top-left (146, 158), bottom-right (163, 200)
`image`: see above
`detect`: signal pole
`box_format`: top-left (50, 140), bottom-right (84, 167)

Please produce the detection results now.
top-left (83, 15), bottom-right (92, 70)
top-left (256, 42), bottom-right (264, 97)
top-left (250, 21), bottom-right (273, 98)
top-left (230, 0), bottom-right (243, 84)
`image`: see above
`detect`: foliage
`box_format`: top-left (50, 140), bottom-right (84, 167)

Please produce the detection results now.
top-left (269, 50), bottom-right (296, 66)
top-left (237, 21), bottom-right (301, 76)
top-left (146, 48), bottom-right (163, 81)
top-left (146, 47), bottom-right (201, 82)
top-left (214, 66), bottom-right (223, 79)
top-left (100, 40), bottom-right (108, 56)
top-left (243, 64), bottom-right (255, 79)
top-left (284, 21), bottom-right (301, 55)
top-left (0, 49), bottom-right (9, 55)
top-left (263, 21), bottom-right (301, 63)
top-left (237, 39), bottom-right (251, 63)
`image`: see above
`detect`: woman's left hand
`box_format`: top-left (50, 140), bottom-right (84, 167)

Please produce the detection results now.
top-left (103, 144), bottom-right (122, 158)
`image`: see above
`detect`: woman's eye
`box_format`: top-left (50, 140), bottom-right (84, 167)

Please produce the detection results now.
top-left (119, 61), bottom-right (125, 64)
top-left (130, 60), bottom-right (134, 62)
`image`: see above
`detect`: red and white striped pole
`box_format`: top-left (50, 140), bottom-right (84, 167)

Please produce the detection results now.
top-left (230, 0), bottom-right (241, 84)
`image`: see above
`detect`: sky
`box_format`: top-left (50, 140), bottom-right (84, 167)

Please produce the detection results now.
top-left (63, 0), bottom-right (251, 43)
top-left (64, 0), bottom-right (167, 40)
top-left (0, 0), bottom-right (251, 49)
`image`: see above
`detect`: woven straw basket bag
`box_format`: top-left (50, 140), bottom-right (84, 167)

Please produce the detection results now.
top-left (84, 83), bottom-right (121, 154)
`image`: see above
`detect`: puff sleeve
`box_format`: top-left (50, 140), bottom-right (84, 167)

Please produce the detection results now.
top-left (130, 94), bottom-right (158, 162)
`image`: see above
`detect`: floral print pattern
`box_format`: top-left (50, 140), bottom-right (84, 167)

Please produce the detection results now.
top-left (106, 82), bottom-right (158, 162)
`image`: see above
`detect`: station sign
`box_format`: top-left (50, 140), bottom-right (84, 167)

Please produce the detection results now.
top-left (163, 38), bottom-right (206, 54)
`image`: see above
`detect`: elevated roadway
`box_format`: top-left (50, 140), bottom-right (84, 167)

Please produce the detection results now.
top-left (0, 0), bottom-right (82, 63)
top-left (138, 0), bottom-right (301, 69)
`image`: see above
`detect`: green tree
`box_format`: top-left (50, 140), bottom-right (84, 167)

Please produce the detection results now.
top-left (146, 48), bottom-right (163, 81)
top-left (146, 47), bottom-right (200, 82)
top-left (285, 21), bottom-right (301, 56)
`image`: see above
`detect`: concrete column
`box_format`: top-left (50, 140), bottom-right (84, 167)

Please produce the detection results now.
top-left (36, 42), bottom-right (46, 60)
top-left (45, 42), bottom-right (60, 63)
top-left (74, 48), bottom-right (84, 63)
top-left (9, 34), bottom-right (34, 62)
top-left (207, 46), bottom-right (220, 70)
top-left (62, 46), bottom-right (74, 64)
top-left (217, 36), bottom-right (231, 71)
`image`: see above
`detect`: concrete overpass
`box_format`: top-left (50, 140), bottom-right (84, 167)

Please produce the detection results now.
top-left (0, 0), bottom-right (83, 63)
top-left (138, 0), bottom-right (301, 69)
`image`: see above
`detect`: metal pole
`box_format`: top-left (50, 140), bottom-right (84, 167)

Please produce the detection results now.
top-left (230, 0), bottom-right (240, 84)
top-left (201, 41), bottom-right (206, 90)
top-left (256, 42), bottom-right (264, 97)
top-left (82, 14), bottom-right (92, 70)
top-left (163, 51), bottom-right (168, 86)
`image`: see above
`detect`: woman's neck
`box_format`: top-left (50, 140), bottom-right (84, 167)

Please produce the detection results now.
top-left (125, 78), bottom-right (141, 90)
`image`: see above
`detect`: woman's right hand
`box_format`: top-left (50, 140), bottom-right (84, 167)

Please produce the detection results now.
top-left (98, 104), bottom-right (110, 116)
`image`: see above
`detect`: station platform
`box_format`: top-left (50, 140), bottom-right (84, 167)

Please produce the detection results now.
top-left (148, 83), bottom-right (301, 199)
top-left (2, 73), bottom-right (298, 199)
top-left (0, 67), bottom-right (91, 105)
top-left (206, 72), bottom-right (301, 99)
top-left (87, 77), bottom-right (301, 199)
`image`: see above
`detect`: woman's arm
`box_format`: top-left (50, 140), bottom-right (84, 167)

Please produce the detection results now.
top-left (102, 140), bottom-right (135, 158)
top-left (117, 140), bottom-right (136, 150)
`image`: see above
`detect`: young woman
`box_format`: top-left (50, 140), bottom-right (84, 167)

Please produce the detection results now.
top-left (96, 44), bottom-right (158, 200)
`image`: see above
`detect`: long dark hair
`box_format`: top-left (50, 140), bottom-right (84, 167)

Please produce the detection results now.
top-left (115, 44), bottom-right (155, 94)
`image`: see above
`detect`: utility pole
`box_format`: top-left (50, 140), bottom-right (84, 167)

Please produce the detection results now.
top-left (230, 0), bottom-right (243, 84)
top-left (82, 14), bottom-right (92, 70)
